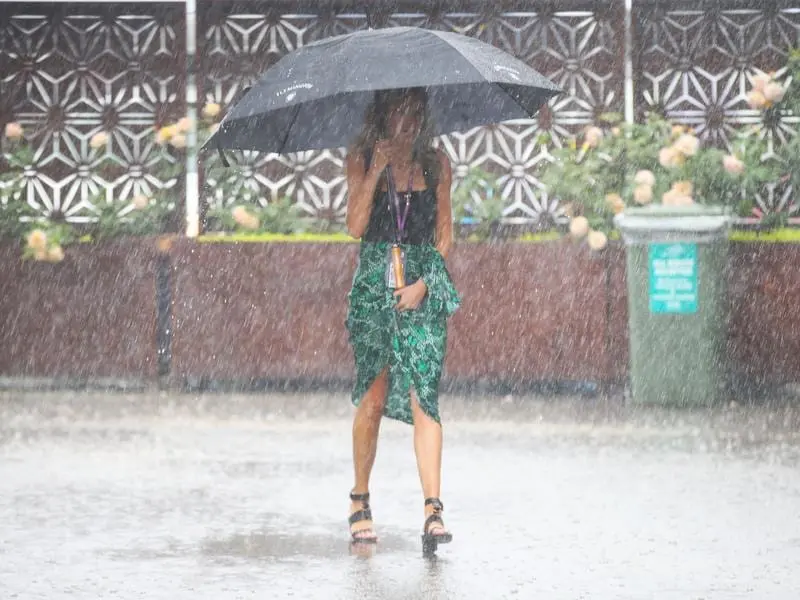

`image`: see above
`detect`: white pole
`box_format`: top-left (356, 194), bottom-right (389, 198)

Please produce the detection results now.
top-left (185, 0), bottom-right (199, 237)
top-left (624, 0), bottom-right (634, 125)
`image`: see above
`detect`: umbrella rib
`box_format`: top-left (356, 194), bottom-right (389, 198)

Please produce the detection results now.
top-left (494, 82), bottom-right (549, 121)
top-left (429, 29), bottom-right (556, 120)
top-left (278, 103), bottom-right (303, 155)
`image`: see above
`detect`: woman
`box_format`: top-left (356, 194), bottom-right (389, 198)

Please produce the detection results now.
top-left (344, 87), bottom-right (461, 548)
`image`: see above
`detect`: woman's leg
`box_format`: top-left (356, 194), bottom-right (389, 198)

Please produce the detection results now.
top-left (410, 391), bottom-right (447, 535)
top-left (350, 366), bottom-right (388, 539)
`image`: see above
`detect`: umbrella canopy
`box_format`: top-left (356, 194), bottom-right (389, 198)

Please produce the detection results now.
top-left (206, 26), bottom-right (562, 156)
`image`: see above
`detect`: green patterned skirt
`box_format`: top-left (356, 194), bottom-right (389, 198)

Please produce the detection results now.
top-left (346, 241), bottom-right (461, 425)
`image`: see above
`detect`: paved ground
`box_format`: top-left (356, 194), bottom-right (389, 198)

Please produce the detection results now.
top-left (2, 390), bottom-right (800, 599)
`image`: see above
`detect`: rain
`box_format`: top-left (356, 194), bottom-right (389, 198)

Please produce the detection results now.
top-left (2, 1), bottom-right (800, 599)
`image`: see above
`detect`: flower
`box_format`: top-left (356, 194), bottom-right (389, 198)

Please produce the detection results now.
top-left (587, 230), bottom-right (608, 251)
top-left (746, 90), bottom-right (768, 110)
top-left (763, 81), bottom-right (786, 104)
top-left (634, 170), bottom-right (656, 187)
top-left (671, 124), bottom-right (686, 139)
top-left (751, 72), bottom-right (771, 92)
top-left (231, 205), bottom-right (249, 224)
top-left (46, 245), bottom-right (65, 263)
top-left (231, 205), bottom-right (260, 230)
top-left (202, 102), bottom-right (221, 119)
top-left (568, 216), bottom-right (590, 238)
top-left (169, 134), bottom-right (187, 149)
top-left (583, 126), bottom-right (603, 148)
top-left (659, 146), bottom-right (684, 168)
top-left (673, 133), bottom-right (699, 157)
top-left (662, 188), bottom-right (694, 207)
top-left (156, 236), bottom-right (174, 253)
top-left (89, 131), bottom-right (108, 149)
top-left (4, 122), bottom-right (24, 140)
top-left (26, 229), bottom-right (48, 250)
top-left (132, 194), bottom-right (149, 209)
top-left (605, 193), bottom-right (625, 214)
top-left (723, 155), bottom-right (745, 175)
top-left (633, 184), bottom-right (653, 205)
top-left (176, 117), bottom-right (193, 133)
top-left (672, 180), bottom-right (693, 196)
top-left (156, 125), bottom-right (177, 145)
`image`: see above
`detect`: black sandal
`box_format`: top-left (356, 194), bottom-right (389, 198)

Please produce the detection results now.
top-left (349, 491), bottom-right (378, 544)
top-left (421, 497), bottom-right (452, 552)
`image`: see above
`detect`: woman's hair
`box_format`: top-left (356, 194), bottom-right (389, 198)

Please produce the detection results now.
top-left (350, 87), bottom-right (439, 184)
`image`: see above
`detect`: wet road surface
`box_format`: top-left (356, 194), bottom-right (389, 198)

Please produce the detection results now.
top-left (2, 390), bottom-right (800, 599)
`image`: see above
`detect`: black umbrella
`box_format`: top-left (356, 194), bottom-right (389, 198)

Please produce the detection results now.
top-left (205, 26), bottom-right (561, 156)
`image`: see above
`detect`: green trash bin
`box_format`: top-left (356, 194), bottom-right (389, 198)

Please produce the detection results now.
top-left (613, 205), bottom-right (732, 406)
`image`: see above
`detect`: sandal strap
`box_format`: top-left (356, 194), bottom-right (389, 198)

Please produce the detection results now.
top-left (349, 508), bottom-right (373, 526)
top-left (423, 498), bottom-right (446, 534)
top-left (424, 513), bottom-right (444, 534)
top-left (424, 497), bottom-right (444, 512)
top-left (350, 491), bottom-right (370, 504)
top-left (351, 527), bottom-right (375, 538)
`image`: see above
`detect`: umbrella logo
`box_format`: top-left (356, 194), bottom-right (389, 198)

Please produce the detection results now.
top-left (493, 65), bottom-right (520, 81)
top-left (276, 82), bottom-right (314, 102)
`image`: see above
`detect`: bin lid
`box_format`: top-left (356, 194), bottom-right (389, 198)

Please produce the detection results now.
top-left (613, 204), bottom-right (732, 244)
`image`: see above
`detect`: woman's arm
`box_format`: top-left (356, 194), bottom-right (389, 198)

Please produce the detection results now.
top-left (345, 146), bottom-right (386, 239)
top-left (434, 148), bottom-right (453, 260)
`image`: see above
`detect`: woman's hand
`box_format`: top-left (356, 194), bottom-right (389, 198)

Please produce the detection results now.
top-left (370, 140), bottom-right (396, 174)
top-left (393, 279), bottom-right (427, 311)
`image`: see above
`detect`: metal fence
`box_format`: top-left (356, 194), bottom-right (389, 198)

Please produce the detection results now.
top-left (1, 1), bottom-right (798, 232)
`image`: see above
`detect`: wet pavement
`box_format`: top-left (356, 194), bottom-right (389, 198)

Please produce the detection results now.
top-left (2, 389), bottom-right (800, 599)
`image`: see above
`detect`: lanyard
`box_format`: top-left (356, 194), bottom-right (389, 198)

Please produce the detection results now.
top-left (386, 164), bottom-right (415, 243)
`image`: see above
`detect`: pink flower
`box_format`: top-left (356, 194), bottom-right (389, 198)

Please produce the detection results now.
top-left (569, 216), bottom-right (590, 238)
top-left (26, 229), bottom-right (47, 250)
top-left (633, 185), bottom-right (653, 205)
top-left (673, 133), bottom-right (699, 157)
top-left (672, 181), bottom-right (693, 196)
top-left (746, 90), bottom-right (768, 110)
top-left (723, 155), bottom-right (745, 175)
top-left (587, 230), bottom-right (608, 251)
top-left (634, 170), bottom-right (656, 187)
top-left (763, 81), bottom-right (786, 103)
top-left (662, 189), bottom-right (694, 207)
top-left (169, 134), bottom-right (187, 149)
top-left (46, 245), bottom-right (65, 263)
top-left (659, 146), bottom-right (683, 168)
top-left (605, 193), bottom-right (625, 214)
top-left (751, 72), bottom-right (771, 93)
top-left (202, 103), bottom-right (221, 119)
top-left (231, 206), bottom-right (260, 230)
top-left (89, 131), bottom-right (108, 149)
top-left (176, 117), bottom-right (193, 133)
top-left (4, 122), bottom-right (24, 140)
top-left (583, 126), bottom-right (603, 149)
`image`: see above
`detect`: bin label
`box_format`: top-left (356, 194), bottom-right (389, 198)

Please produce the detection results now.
top-left (648, 242), bottom-right (698, 314)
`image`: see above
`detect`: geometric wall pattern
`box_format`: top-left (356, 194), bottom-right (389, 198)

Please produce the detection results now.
top-left (198, 0), bottom-right (626, 227)
top-left (633, 1), bottom-right (800, 214)
top-left (0, 3), bottom-right (185, 222)
top-left (2, 1), bottom-right (798, 228)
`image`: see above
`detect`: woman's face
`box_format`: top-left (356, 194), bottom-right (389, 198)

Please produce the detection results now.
top-left (385, 95), bottom-right (424, 145)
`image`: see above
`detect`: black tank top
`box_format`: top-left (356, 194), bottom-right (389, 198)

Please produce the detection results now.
top-left (361, 149), bottom-right (438, 245)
